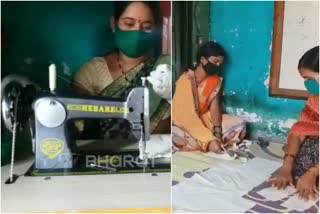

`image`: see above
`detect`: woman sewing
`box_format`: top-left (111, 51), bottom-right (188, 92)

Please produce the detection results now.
top-left (270, 46), bottom-right (319, 201)
top-left (73, 1), bottom-right (171, 138)
top-left (172, 41), bottom-right (246, 153)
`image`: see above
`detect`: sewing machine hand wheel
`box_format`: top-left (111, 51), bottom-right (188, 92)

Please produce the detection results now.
top-left (1, 74), bottom-right (39, 132)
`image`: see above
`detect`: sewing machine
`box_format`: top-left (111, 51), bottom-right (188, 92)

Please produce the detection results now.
top-left (33, 65), bottom-right (149, 169)
top-left (2, 64), bottom-right (151, 179)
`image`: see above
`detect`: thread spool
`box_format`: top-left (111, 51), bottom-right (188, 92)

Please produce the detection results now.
top-left (141, 77), bottom-right (147, 87)
top-left (49, 64), bottom-right (56, 92)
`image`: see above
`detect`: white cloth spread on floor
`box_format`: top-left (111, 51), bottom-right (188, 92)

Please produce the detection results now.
top-left (281, 194), bottom-right (318, 212)
top-left (257, 186), bottom-right (296, 201)
top-left (173, 157), bottom-right (281, 213)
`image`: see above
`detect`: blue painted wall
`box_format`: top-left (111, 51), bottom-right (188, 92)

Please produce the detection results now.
top-left (211, 1), bottom-right (306, 142)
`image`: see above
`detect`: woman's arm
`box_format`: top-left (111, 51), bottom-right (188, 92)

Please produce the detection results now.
top-left (282, 132), bottom-right (306, 170)
top-left (210, 89), bottom-right (223, 139)
top-left (270, 132), bottom-right (305, 189)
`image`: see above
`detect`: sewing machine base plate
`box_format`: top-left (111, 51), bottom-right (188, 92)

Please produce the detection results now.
top-left (24, 151), bottom-right (170, 176)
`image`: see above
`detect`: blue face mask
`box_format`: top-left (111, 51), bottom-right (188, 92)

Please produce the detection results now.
top-left (304, 79), bottom-right (319, 95)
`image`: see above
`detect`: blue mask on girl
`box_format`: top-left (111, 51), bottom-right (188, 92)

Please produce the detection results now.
top-left (304, 79), bottom-right (319, 95)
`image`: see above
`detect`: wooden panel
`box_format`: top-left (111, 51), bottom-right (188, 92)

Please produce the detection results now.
top-left (270, 1), bottom-right (318, 100)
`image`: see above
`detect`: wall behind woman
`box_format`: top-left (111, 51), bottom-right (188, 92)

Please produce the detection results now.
top-left (211, 1), bottom-right (306, 142)
top-left (2, 1), bottom-right (114, 93)
top-left (1, 1), bottom-right (114, 164)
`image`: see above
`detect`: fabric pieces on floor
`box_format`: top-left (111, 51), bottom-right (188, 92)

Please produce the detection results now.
top-left (173, 157), bottom-right (281, 213)
top-left (204, 140), bottom-right (255, 163)
top-left (172, 141), bottom-right (284, 183)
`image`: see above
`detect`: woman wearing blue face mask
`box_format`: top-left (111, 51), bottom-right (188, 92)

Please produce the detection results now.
top-left (73, 1), bottom-right (171, 138)
top-left (270, 46), bottom-right (319, 201)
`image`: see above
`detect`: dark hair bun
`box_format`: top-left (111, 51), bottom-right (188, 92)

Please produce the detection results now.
top-left (196, 41), bottom-right (226, 62)
top-left (298, 46), bottom-right (319, 73)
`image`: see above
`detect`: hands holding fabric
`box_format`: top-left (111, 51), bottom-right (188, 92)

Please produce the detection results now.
top-left (208, 125), bottom-right (226, 153)
top-left (147, 64), bottom-right (172, 103)
top-left (208, 139), bottom-right (224, 153)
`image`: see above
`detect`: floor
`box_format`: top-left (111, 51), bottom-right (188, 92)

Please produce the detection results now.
top-left (172, 141), bottom-right (319, 213)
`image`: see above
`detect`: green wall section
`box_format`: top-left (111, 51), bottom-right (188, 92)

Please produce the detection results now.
top-left (191, 1), bottom-right (211, 64)
top-left (1, 2), bottom-right (115, 164)
top-left (172, 1), bottom-right (210, 89)
top-left (211, 1), bottom-right (306, 143)
top-left (2, 1), bottom-right (114, 93)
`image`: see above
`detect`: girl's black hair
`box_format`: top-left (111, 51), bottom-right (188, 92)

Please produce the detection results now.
top-left (196, 41), bottom-right (227, 62)
top-left (114, 1), bottom-right (161, 26)
top-left (298, 46), bottom-right (319, 73)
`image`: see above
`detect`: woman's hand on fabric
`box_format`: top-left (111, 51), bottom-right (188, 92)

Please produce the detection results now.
top-left (147, 64), bottom-right (172, 103)
top-left (208, 139), bottom-right (224, 154)
top-left (269, 166), bottom-right (294, 190)
top-left (296, 171), bottom-right (318, 201)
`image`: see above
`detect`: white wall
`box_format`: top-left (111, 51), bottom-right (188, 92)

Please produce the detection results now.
top-left (279, 1), bottom-right (319, 90)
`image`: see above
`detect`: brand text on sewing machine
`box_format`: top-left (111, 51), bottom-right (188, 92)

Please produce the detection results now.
top-left (67, 104), bottom-right (129, 114)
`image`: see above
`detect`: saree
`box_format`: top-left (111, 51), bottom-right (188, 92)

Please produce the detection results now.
top-left (99, 55), bottom-right (171, 136)
top-left (290, 95), bottom-right (319, 137)
top-left (73, 55), bottom-right (170, 140)
top-left (172, 70), bottom-right (246, 152)
top-left (289, 95), bottom-right (319, 181)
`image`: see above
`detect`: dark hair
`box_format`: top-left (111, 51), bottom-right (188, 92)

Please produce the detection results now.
top-left (298, 46), bottom-right (319, 73)
top-left (196, 41), bottom-right (227, 62)
top-left (114, 1), bottom-right (161, 26)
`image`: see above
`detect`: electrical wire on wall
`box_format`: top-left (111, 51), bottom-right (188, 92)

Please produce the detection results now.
top-left (193, 1), bottom-right (204, 68)
top-left (194, 2), bottom-right (203, 46)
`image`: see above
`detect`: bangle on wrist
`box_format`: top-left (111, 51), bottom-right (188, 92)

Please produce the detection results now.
top-left (213, 126), bottom-right (222, 139)
top-left (213, 125), bottom-right (222, 132)
top-left (213, 131), bottom-right (223, 139)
